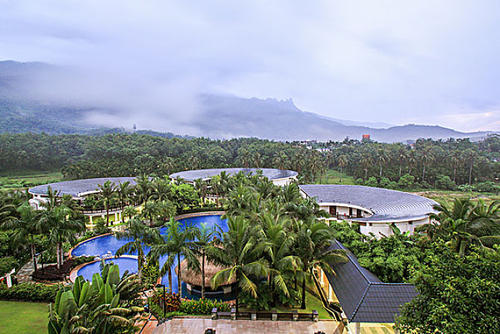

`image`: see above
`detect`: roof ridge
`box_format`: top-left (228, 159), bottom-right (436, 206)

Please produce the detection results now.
top-left (350, 283), bottom-right (372, 321)
top-left (334, 239), bottom-right (380, 284)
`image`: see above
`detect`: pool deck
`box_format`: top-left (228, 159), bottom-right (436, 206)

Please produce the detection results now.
top-left (152, 318), bottom-right (343, 334)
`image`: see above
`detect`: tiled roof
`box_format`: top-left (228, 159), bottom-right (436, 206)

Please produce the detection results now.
top-left (170, 168), bottom-right (298, 182)
top-left (299, 184), bottom-right (437, 222)
top-left (28, 177), bottom-right (137, 197)
top-left (326, 240), bottom-right (418, 323)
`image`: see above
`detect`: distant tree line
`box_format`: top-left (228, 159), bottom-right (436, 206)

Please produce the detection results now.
top-left (0, 133), bottom-right (498, 190)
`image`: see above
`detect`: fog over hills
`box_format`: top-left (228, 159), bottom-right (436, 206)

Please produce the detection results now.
top-left (0, 61), bottom-right (494, 142)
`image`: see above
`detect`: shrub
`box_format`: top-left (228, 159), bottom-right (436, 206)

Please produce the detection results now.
top-left (398, 174), bottom-right (415, 189)
top-left (180, 298), bottom-right (231, 315)
top-left (380, 177), bottom-right (391, 188)
top-left (142, 259), bottom-right (160, 289)
top-left (0, 256), bottom-right (18, 276)
top-left (151, 291), bottom-right (181, 312)
top-left (0, 282), bottom-right (61, 302)
top-left (473, 181), bottom-right (499, 193)
top-left (365, 177), bottom-right (378, 187)
top-left (457, 184), bottom-right (474, 192)
top-left (435, 175), bottom-right (455, 190)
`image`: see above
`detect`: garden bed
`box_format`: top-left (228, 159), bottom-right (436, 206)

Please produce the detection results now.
top-left (32, 256), bottom-right (94, 282)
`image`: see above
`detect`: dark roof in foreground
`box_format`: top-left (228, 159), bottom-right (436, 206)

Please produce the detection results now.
top-left (299, 184), bottom-right (437, 222)
top-left (170, 168), bottom-right (298, 182)
top-left (29, 177), bottom-right (137, 197)
top-left (326, 240), bottom-right (418, 323)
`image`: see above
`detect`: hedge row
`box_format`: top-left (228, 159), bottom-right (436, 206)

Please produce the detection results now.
top-left (0, 282), bottom-right (60, 302)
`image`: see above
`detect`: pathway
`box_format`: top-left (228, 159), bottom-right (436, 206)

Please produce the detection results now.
top-left (153, 318), bottom-right (342, 334)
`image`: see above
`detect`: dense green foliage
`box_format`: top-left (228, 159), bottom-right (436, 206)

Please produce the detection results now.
top-left (1, 133), bottom-right (498, 191)
top-left (0, 283), bottom-right (61, 302)
top-left (48, 263), bottom-right (143, 334)
top-left (396, 245), bottom-right (500, 334)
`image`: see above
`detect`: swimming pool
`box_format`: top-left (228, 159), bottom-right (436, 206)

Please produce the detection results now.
top-left (71, 214), bottom-right (228, 293)
top-left (77, 256), bottom-right (138, 281)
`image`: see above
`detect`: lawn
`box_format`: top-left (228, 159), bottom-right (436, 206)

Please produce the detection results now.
top-left (413, 189), bottom-right (500, 206)
top-left (275, 292), bottom-right (331, 319)
top-left (317, 169), bottom-right (356, 185)
top-left (0, 301), bottom-right (48, 333)
top-left (0, 170), bottom-right (63, 190)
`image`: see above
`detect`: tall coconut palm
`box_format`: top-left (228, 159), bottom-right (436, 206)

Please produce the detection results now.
top-left (165, 219), bottom-right (198, 297)
top-left (42, 205), bottom-right (86, 269)
top-left (116, 181), bottom-right (134, 215)
top-left (295, 218), bottom-right (347, 309)
top-left (193, 222), bottom-right (217, 299)
top-left (1, 203), bottom-right (43, 271)
top-left (135, 174), bottom-right (152, 204)
top-left (419, 144), bottom-right (434, 183)
top-left (337, 154), bottom-right (348, 177)
top-left (377, 148), bottom-right (389, 178)
top-left (258, 211), bottom-right (300, 305)
top-left (210, 216), bottom-right (268, 313)
top-left (97, 181), bottom-right (117, 227)
top-left (40, 186), bottom-right (61, 211)
top-left (123, 205), bottom-right (137, 228)
top-left (115, 218), bottom-right (160, 277)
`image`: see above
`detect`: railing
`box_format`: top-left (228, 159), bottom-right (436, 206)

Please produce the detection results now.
top-left (81, 207), bottom-right (122, 214)
top-left (211, 308), bottom-right (319, 322)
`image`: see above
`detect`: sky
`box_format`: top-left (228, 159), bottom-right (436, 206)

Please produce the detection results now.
top-left (1, 0), bottom-right (499, 132)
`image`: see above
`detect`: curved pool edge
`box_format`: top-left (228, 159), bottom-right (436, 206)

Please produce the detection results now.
top-left (174, 211), bottom-right (226, 220)
top-left (69, 232), bottom-right (113, 258)
top-left (69, 254), bottom-right (139, 283)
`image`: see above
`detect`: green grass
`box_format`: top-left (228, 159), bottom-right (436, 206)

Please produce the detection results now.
top-left (413, 189), bottom-right (500, 206)
top-left (275, 292), bottom-right (331, 319)
top-left (0, 301), bottom-right (48, 333)
top-left (0, 171), bottom-right (63, 190)
top-left (317, 169), bottom-right (356, 185)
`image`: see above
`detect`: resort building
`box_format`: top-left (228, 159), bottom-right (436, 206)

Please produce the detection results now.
top-left (28, 177), bottom-right (137, 224)
top-left (299, 184), bottom-right (437, 238)
top-left (170, 168), bottom-right (298, 186)
top-left (317, 240), bottom-right (418, 333)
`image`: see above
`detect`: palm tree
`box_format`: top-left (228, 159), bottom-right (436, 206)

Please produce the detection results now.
top-left (397, 146), bottom-right (408, 178)
top-left (159, 218), bottom-right (198, 297)
top-left (377, 148), bottom-right (389, 178)
top-left (430, 199), bottom-right (499, 256)
top-left (42, 205), bottom-right (85, 269)
top-left (450, 150), bottom-right (461, 183)
top-left (135, 174), bottom-right (152, 204)
top-left (116, 181), bottom-right (134, 216)
top-left (337, 154), bottom-right (348, 178)
top-left (258, 211), bottom-right (300, 305)
top-left (210, 216), bottom-right (268, 313)
top-left (97, 181), bottom-right (117, 227)
top-left (295, 218), bottom-right (347, 309)
top-left (115, 218), bottom-right (160, 277)
top-left (463, 149), bottom-right (478, 185)
top-left (40, 186), bottom-right (61, 211)
top-left (123, 205), bottom-right (137, 227)
top-left (194, 179), bottom-right (209, 205)
top-left (420, 144), bottom-right (434, 183)
top-left (1, 203), bottom-right (43, 271)
top-left (193, 222), bottom-right (217, 299)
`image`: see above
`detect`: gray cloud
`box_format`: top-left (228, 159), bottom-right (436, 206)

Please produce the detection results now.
top-left (0, 0), bottom-right (499, 132)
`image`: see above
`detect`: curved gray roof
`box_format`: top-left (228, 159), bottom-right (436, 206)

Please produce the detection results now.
top-left (299, 184), bottom-right (437, 222)
top-left (327, 240), bottom-right (418, 323)
top-left (29, 177), bottom-right (137, 198)
top-left (170, 168), bottom-right (298, 182)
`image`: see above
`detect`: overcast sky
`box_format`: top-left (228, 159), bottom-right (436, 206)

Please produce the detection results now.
top-left (1, 0), bottom-right (499, 132)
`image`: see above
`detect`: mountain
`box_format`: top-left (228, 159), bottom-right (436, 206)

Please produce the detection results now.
top-left (0, 60), bottom-right (495, 142)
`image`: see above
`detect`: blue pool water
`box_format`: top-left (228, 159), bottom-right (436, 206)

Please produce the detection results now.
top-left (78, 257), bottom-right (138, 280)
top-left (71, 215), bottom-right (228, 293)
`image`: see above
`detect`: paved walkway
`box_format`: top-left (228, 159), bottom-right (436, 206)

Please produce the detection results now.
top-left (152, 318), bottom-right (342, 334)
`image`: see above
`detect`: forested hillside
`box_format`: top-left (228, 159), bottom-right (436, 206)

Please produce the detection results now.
top-left (0, 133), bottom-right (498, 192)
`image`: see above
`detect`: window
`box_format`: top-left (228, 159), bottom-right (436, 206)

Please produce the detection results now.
top-left (329, 206), bottom-right (337, 216)
top-left (357, 209), bottom-right (362, 218)
top-left (408, 221), bottom-right (413, 225)
top-left (368, 223), bottom-right (372, 226)
top-left (349, 207), bottom-right (353, 217)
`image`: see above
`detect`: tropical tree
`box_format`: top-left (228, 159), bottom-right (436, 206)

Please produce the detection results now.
top-left (430, 199), bottom-right (500, 256)
top-left (295, 218), bottom-right (347, 309)
top-left (193, 222), bottom-right (217, 299)
top-left (116, 181), bottom-right (134, 215)
top-left (97, 181), bottom-right (117, 227)
top-left (1, 203), bottom-right (43, 271)
top-left (123, 205), bottom-right (137, 227)
top-left (210, 216), bottom-right (268, 313)
top-left (115, 218), bottom-right (160, 277)
top-left (42, 205), bottom-right (86, 269)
